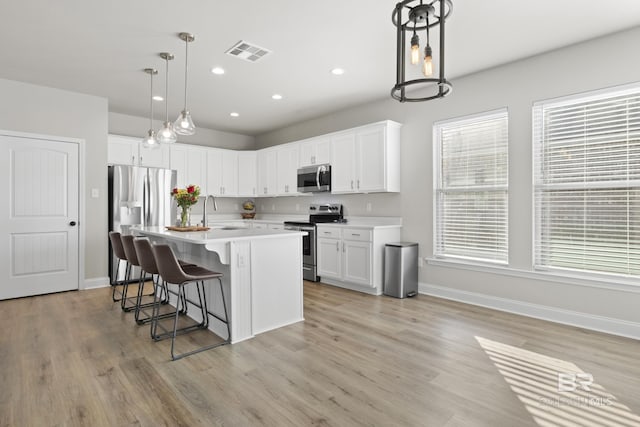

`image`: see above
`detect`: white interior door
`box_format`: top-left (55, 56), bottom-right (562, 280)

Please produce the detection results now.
top-left (0, 134), bottom-right (79, 300)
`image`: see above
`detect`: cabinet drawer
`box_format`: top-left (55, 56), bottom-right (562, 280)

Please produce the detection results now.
top-left (342, 228), bottom-right (372, 242)
top-left (317, 227), bottom-right (341, 239)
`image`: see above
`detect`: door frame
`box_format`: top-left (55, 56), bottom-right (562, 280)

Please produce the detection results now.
top-left (0, 129), bottom-right (85, 291)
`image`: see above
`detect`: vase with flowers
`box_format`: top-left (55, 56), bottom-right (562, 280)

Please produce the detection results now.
top-left (172, 184), bottom-right (201, 227)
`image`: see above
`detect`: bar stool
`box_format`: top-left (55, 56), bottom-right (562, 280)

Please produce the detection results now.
top-left (108, 231), bottom-right (128, 303)
top-left (150, 243), bottom-right (230, 360)
top-left (120, 235), bottom-right (156, 313)
top-left (133, 238), bottom-right (186, 325)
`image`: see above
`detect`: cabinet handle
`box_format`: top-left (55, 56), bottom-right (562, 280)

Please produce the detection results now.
top-left (324, 231), bottom-right (331, 235)
top-left (312, 155), bottom-right (316, 164)
top-left (140, 156), bottom-right (143, 164)
top-left (336, 241), bottom-right (339, 251)
top-left (350, 180), bottom-right (354, 189)
top-left (343, 242), bottom-right (346, 253)
top-left (351, 233), bottom-right (360, 237)
top-left (131, 155), bottom-right (135, 165)
top-left (357, 179), bottom-right (360, 189)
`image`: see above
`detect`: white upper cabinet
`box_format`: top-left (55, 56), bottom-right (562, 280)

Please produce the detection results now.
top-left (108, 134), bottom-right (170, 168)
top-left (170, 144), bottom-right (208, 192)
top-left (237, 151), bottom-right (258, 197)
top-left (207, 148), bottom-right (238, 197)
top-left (276, 144), bottom-right (299, 195)
top-left (330, 121), bottom-right (401, 194)
top-left (299, 136), bottom-right (332, 167)
top-left (257, 148), bottom-right (278, 196)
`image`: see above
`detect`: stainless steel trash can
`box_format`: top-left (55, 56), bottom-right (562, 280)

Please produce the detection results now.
top-left (383, 242), bottom-right (418, 298)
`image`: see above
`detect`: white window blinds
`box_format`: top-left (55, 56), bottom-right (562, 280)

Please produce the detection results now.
top-left (533, 84), bottom-right (640, 277)
top-left (434, 109), bottom-right (509, 263)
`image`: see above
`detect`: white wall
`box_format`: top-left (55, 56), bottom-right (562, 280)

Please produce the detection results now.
top-left (0, 78), bottom-right (108, 284)
top-left (255, 27), bottom-right (640, 336)
top-left (109, 112), bottom-right (255, 150)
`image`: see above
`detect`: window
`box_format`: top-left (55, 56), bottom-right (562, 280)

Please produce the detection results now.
top-left (533, 84), bottom-right (640, 277)
top-left (434, 109), bottom-right (509, 264)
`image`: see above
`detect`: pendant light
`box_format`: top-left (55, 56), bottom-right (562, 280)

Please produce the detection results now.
top-left (142, 68), bottom-right (160, 149)
top-left (391, 0), bottom-right (453, 102)
top-left (174, 32), bottom-right (196, 135)
top-left (157, 52), bottom-right (177, 143)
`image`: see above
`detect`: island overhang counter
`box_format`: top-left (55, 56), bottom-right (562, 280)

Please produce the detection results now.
top-left (132, 226), bottom-right (306, 344)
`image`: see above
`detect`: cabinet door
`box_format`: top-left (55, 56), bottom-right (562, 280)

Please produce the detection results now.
top-left (221, 150), bottom-right (238, 196)
top-left (257, 149), bottom-right (277, 196)
top-left (317, 237), bottom-right (341, 279)
top-left (276, 145), bottom-right (299, 195)
top-left (206, 149), bottom-right (224, 196)
top-left (170, 145), bottom-right (188, 189)
top-left (356, 125), bottom-right (386, 192)
top-left (171, 144), bottom-right (207, 192)
top-left (343, 240), bottom-right (373, 287)
top-left (139, 143), bottom-right (170, 168)
top-left (330, 132), bottom-right (356, 193)
top-left (298, 140), bottom-right (315, 166)
top-left (237, 151), bottom-right (257, 197)
top-left (108, 135), bottom-right (138, 165)
top-left (314, 137), bottom-right (332, 165)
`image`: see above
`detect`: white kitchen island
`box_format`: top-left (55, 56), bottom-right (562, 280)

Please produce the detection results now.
top-left (133, 226), bottom-right (306, 344)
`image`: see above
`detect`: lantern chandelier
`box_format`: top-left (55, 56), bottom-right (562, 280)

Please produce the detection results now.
top-left (391, 0), bottom-right (453, 102)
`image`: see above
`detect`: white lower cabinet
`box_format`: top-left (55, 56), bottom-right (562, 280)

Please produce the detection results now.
top-left (317, 227), bottom-right (373, 288)
top-left (317, 225), bottom-right (401, 295)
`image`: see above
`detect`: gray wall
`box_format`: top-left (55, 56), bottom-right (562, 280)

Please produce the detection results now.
top-left (109, 112), bottom-right (255, 150)
top-left (255, 27), bottom-right (640, 327)
top-left (0, 78), bottom-right (108, 283)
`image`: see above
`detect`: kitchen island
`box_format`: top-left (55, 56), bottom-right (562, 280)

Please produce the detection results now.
top-left (133, 226), bottom-right (306, 343)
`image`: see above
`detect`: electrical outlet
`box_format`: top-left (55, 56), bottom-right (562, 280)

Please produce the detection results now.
top-left (295, 203), bottom-right (300, 211)
top-left (418, 257), bottom-right (423, 268)
top-left (366, 202), bottom-right (372, 212)
top-left (271, 204), bottom-right (276, 211)
top-left (91, 188), bottom-right (99, 198)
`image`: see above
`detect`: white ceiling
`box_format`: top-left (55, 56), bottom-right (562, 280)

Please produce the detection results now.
top-left (2, 1), bottom-right (640, 136)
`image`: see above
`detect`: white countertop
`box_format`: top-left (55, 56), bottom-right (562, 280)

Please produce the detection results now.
top-left (133, 225), bottom-right (306, 245)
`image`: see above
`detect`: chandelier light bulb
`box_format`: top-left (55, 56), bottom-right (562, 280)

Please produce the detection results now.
top-left (423, 45), bottom-right (433, 77)
top-left (410, 33), bottom-right (420, 65)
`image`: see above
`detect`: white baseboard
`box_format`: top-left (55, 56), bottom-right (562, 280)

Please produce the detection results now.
top-left (83, 277), bottom-right (110, 290)
top-left (419, 282), bottom-right (640, 340)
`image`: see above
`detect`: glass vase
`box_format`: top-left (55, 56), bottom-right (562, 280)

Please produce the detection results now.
top-left (180, 206), bottom-right (191, 227)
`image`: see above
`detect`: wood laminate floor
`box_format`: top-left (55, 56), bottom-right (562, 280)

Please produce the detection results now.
top-left (1, 281), bottom-right (639, 427)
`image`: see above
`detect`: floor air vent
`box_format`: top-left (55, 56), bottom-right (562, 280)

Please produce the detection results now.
top-left (225, 40), bottom-right (272, 62)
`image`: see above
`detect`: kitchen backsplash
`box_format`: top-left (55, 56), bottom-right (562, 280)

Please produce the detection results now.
top-left (255, 192), bottom-right (402, 217)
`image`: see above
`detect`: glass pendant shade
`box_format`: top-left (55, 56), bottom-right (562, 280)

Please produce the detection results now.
top-left (175, 110), bottom-right (195, 135)
top-left (158, 121), bottom-right (177, 143)
top-left (142, 68), bottom-right (159, 148)
top-left (157, 52), bottom-right (177, 143)
top-left (175, 33), bottom-right (196, 136)
top-left (142, 129), bottom-right (160, 149)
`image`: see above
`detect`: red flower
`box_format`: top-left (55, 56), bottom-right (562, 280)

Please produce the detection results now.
top-left (172, 188), bottom-right (178, 194)
top-left (187, 185), bottom-right (195, 194)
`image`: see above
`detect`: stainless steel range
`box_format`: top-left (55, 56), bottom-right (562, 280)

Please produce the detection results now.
top-left (284, 204), bottom-right (344, 282)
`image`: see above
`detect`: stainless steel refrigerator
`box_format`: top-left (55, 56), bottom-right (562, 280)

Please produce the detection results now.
top-left (108, 165), bottom-right (177, 283)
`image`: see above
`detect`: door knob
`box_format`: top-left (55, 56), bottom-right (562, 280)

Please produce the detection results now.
top-left (69, 221), bottom-right (77, 226)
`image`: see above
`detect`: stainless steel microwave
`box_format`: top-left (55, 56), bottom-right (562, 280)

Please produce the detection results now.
top-left (297, 164), bottom-right (331, 193)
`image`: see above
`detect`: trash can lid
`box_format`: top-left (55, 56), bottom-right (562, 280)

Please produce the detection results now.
top-left (386, 242), bottom-right (418, 247)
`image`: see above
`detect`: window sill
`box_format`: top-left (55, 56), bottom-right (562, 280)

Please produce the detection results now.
top-left (426, 257), bottom-right (640, 294)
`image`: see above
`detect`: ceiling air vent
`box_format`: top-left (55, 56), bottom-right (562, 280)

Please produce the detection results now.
top-left (225, 40), bottom-right (272, 63)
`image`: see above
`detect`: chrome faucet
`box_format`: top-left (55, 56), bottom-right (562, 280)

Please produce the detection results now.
top-left (202, 194), bottom-right (218, 227)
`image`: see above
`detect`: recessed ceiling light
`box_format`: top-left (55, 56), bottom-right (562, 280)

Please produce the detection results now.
top-left (211, 67), bottom-right (225, 75)
top-left (272, 94), bottom-right (283, 100)
top-left (331, 68), bottom-right (345, 75)
top-left (230, 112), bottom-right (239, 117)
top-left (152, 95), bottom-right (163, 101)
